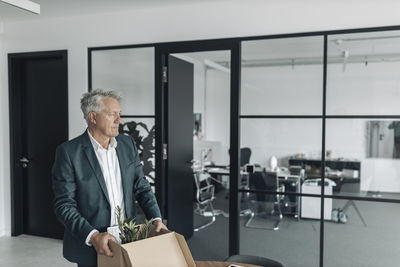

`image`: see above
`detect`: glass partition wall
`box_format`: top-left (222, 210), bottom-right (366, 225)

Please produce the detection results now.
top-left (240, 36), bottom-right (324, 267)
top-left (88, 26), bottom-right (400, 267)
top-left (239, 30), bottom-right (400, 267)
top-left (324, 31), bottom-right (400, 267)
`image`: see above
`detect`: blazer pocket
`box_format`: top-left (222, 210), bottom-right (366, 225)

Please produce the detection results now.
top-left (127, 161), bottom-right (136, 167)
top-left (125, 161), bottom-right (136, 171)
top-left (76, 168), bottom-right (96, 182)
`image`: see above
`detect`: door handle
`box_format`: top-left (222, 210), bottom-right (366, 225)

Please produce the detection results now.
top-left (19, 157), bottom-right (29, 168)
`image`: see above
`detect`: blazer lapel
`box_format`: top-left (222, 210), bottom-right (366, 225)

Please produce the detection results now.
top-left (81, 132), bottom-right (110, 205)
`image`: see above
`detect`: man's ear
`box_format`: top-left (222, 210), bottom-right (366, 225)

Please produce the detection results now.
top-left (88, 112), bottom-right (96, 125)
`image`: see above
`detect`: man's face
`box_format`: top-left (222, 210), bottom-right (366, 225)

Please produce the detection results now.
top-left (92, 97), bottom-right (121, 138)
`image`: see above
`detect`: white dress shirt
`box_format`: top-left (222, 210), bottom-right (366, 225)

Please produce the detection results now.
top-left (85, 130), bottom-right (125, 245)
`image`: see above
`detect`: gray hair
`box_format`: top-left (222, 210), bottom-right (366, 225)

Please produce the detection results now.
top-left (80, 89), bottom-right (122, 123)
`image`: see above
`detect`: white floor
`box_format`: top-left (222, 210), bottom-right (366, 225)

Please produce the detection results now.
top-left (0, 235), bottom-right (74, 267)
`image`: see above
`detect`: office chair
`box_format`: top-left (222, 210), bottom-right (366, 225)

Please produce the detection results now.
top-left (193, 170), bottom-right (217, 231)
top-left (224, 147), bottom-right (254, 218)
top-left (226, 147), bottom-right (253, 199)
top-left (228, 147), bottom-right (251, 167)
top-left (225, 254), bottom-right (284, 267)
top-left (240, 147), bottom-right (252, 167)
top-left (246, 171), bottom-right (283, 230)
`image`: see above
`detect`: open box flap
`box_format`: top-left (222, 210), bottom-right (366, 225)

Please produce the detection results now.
top-left (121, 232), bottom-right (192, 267)
top-left (175, 233), bottom-right (196, 267)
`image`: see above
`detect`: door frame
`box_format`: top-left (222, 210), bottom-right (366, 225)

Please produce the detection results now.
top-left (155, 39), bottom-right (241, 254)
top-left (8, 50), bottom-right (68, 236)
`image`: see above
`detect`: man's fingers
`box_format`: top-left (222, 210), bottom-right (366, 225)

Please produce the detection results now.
top-left (104, 245), bottom-right (113, 257)
top-left (110, 235), bottom-right (117, 243)
top-left (93, 233), bottom-right (115, 257)
top-left (153, 221), bottom-right (168, 232)
top-left (104, 236), bottom-right (114, 257)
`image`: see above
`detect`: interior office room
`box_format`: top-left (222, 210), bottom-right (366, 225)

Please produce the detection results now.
top-left (2, 1), bottom-right (400, 267)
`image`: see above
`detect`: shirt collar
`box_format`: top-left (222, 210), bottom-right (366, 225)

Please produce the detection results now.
top-left (87, 129), bottom-right (118, 151)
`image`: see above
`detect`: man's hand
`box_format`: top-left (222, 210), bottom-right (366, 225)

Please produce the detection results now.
top-left (152, 219), bottom-right (168, 232)
top-left (90, 232), bottom-right (117, 257)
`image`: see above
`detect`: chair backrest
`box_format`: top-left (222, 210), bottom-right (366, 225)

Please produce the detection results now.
top-left (249, 171), bottom-right (279, 190)
top-left (249, 171), bottom-right (279, 202)
top-left (264, 171), bottom-right (279, 188)
top-left (227, 147), bottom-right (251, 167)
top-left (240, 147), bottom-right (251, 167)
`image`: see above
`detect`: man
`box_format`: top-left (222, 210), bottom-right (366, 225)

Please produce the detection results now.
top-left (52, 89), bottom-right (167, 267)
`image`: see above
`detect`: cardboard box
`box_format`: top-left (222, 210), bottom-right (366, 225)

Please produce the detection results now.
top-left (98, 229), bottom-right (195, 267)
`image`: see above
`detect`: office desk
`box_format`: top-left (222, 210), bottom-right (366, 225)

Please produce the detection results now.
top-left (277, 170), bottom-right (301, 184)
top-left (207, 168), bottom-right (299, 183)
top-left (206, 167), bottom-right (249, 191)
top-left (289, 158), bottom-right (361, 172)
top-left (196, 261), bottom-right (261, 267)
top-left (206, 167), bottom-right (248, 176)
top-left (207, 167), bottom-right (230, 175)
top-left (288, 158), bottom-right (361, 193)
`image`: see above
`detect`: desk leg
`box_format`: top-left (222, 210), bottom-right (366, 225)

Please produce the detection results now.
top-left (342, 200), bottom-right (367, 227)
top-left (296, 182), bottom-right (300, 221)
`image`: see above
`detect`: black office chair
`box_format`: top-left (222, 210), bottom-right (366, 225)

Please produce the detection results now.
top-left (228, 147), bottom-right (252, 167)
top-left (246, 171), bottom-right (283, 230)
top-left (226, 254), bottom-right (284, 267)
top-left (240, 147), bottom-right (252, 167)
top-left (225, 147), bottom-right (254, 217)
top-left (226, 147), bottom-right (253, 196)
top-left (239, 147), bottom-right (252, 197)
top-left (238, 147), bottom-right (254, 216)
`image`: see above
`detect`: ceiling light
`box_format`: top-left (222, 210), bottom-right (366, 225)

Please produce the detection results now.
top-left (0, 0), bottom-right (40, 14)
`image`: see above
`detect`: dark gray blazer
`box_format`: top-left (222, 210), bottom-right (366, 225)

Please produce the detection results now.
top-left (52, 131), bottom-right (161, 265)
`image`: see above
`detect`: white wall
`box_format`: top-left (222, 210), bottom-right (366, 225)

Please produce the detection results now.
top-left (193, 63), bottom-right (206, 118)
top-left (205, 70), bottom-right (230, 165)
top-left (0, 36), bottom-right (9, 236)
top-left (2, 0), bottom-right (400, 236)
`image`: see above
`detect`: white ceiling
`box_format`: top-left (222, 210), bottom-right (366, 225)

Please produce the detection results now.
top-left (0, 0), bottom-right (221, 22)
top-left (3, 0), bottom-right (400, 64)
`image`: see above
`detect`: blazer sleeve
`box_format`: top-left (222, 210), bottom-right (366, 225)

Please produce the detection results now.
top-left (52, 145), bottom-right (95, 243)
top-left (130, 137), bottom-right (162, 220)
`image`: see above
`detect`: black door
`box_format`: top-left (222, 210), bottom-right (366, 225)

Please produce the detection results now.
top-left (9, 50), bottom-right (68, 239)
top-left (166, 55), bottom-right (194, 239)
